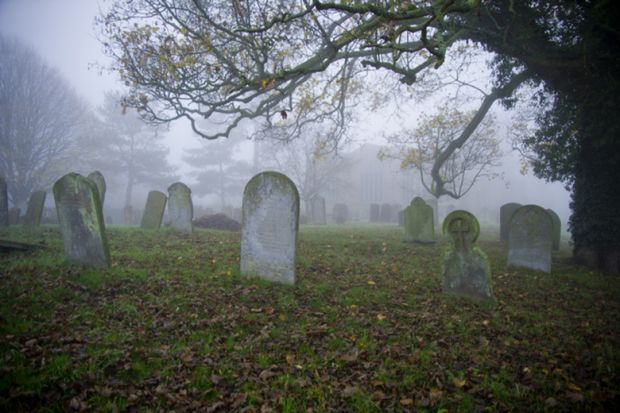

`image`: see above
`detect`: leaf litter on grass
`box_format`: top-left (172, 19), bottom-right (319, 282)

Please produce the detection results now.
top-left (0, 225), bottom-right (619, 412)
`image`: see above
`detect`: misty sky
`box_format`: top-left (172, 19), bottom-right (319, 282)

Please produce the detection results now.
top-left (0, 0), bottom-right (572, 226)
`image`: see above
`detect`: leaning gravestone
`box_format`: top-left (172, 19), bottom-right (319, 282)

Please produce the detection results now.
top-left (500, 202), bottom-right (522, 244)
top-left (442, 210), bottom-right (493, 301)
top-left (0, 177), bottom-right (8, 227)
top-left (507, 205), bottom-right (553, 273)
top-left (141, 191), bottom-right (167, 229)
top-left (310, 195), bottom-right (326, 225)
top-left (240, 171), bottom-right (299, 285)
top-left (23, 190), bottom-right (46, 227)
top-left (404, 197), bottom-right (434, 243)
top-left (87, 171), bottom-right (106, 206)
top-left (167, 182), bottom-right (193, 233)
top-left (53, 173), bottom-right (110, 268)
top-left (546, 208), bottom-right (561, 251)
top-left (333, 203), bottom-right (349, 224)
top-left (369, 203), bottom-right (380, 223)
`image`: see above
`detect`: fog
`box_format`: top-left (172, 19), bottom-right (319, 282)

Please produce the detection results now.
top-left (0, 0), bottom-right (571, 230)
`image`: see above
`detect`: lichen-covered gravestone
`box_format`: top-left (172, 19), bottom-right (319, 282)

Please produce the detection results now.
top-left (87, 171), bottom-right (106, 206)
top-left (141, 190), bottom-right (167, 229)
top-left (442, 210), bottom-right (493, 301)
top-left (53, 173), bottom-right (110, 267)
top-left (240, 171), bottom-right (299, 285)
top-left (310, 195), bottom-right (326, 224)
top-left (508, 205), bottom-right (553, 273)
top-left (0, 176), bottom-right (8, 227)
top-left (404, 197), bottom-right (434, 243)
top-left (500, 202), bottom-right (522, 244)
top-left (167, 182), bottom-right (193, 233)
top-left (23, 190), bottom-right (46, 227)
top-left (333, 203), bottom-right (349, 224)
top-left (546, 208), bottom-right (561, 251)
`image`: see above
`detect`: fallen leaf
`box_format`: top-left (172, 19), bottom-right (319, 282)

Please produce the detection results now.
top-left (429, 387), bottom-right (443, 399)
top-left (285, 354), bottom-right (294, 365)
top-left (376, 314), bottom-right (386, 321)
top-left (342, 385), bottom-right (358, 398)
top-left (400, 398), bottom-right (413, 405)
top-left (452, 378), bottom-right (466, 388)
top-left (258, 369), bottom-right (278, 380)
top-left (367, 280), bottom-right (376, 285)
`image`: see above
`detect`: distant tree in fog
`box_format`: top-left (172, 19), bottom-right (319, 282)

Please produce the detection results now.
top-left (0, 36), bottom-right (86, 207)
top-left (87, 91), bottom-right (177, 209)
top-left (182, 139), bottom-right (252, 210)
top-left (380, 104), bottom-right (501, 200)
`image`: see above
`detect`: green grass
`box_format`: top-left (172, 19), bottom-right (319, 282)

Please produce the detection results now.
top-left (0, 224), bottom-right (619, 412)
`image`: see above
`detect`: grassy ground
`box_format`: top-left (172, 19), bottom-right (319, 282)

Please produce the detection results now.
top-left (0, 224), bottom-right (618, 412)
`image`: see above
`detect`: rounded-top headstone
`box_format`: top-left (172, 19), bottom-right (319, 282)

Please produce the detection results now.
top-left (167, 182), bottom-right (193, 233)
top-left (53, 173), bottom-right (110, 268)
top-left (241, 171), bottom-right (299, 285)
top-left (443, 210), bottom-right (480, 251)
top-left (507, 204), bottom-right (553, 273)
top-left (405, 197), bottom-right (435, 243)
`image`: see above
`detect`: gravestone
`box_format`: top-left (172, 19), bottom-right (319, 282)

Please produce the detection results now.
top-left (546, 208), bottom-right (561, 251)
top-left (380, 203), bottom-right (393, 223)
top-left (369, 203), bottom-right (380, 223)
top-left (24, 190), bottom-right (46, 227)
top-left (442, 210), bottom-right (493, 301)
top-left (333, 203), bottom-right (349, 224)
top-left (508, 205), bottom-right (553, 273)
top-left (240, 171), bottom-right (299, 285)
top-left (123, 205), bottom-right (134, 226)
top-left (53, 173), bottom-right (110, 267)
top-left (141, 191), bottom-right (167, 229)
top-left (167, 182), bottom-right (193, 233)
top-left (310, 195), bottom-right (326, 224)
top-left (404, 197), bottom-right (434, 243)
top-left (87, 171), bottom-right (106, 206)
top-left (500, 202), bottom-right (522, 244)
top-left (0, 177), bottom-right (8, 227)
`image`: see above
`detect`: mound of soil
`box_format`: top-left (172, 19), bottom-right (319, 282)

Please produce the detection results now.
top-left (193, 213), bottom-right (241, 231)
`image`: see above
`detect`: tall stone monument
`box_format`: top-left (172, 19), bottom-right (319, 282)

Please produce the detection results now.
top-left (24, 190), bottom-right (46, 227)
top-left (141, 190), bottom-right (167, 229)
top-left (442, 210), bottom-right (493, 301)
top-left (240, 171), bottom-right (299, 285)
top-left (167, 182), bottom-right (193, 233)
top-left (87, 171), bottom-right (107, 206)
top-left (404, 197), bottom-right (434, 243)
top-left (507, 205), bottom-right (553, 273)
top-left (546, 208), bottom-right (561, 251)
top-left (500, 202), bottom-right (522, 244)
top-left (0, 176), bottom-right (8, 227)
top-left (53, 173), bottom-right (110, 268)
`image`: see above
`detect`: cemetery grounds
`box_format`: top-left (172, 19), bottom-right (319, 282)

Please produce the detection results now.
top-left (0, 224), bottom-right (619, 412)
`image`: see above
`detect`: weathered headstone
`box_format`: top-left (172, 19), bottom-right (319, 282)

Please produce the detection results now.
top-left (380, 203), bottom-right (393, 223)
top-left (310, 195), bottom-right (326, 224)
top-left (369, 203), bottom-right (380, 223)
top-left (53, 173), bottom-right (110, 268)
top-left (87, 171), bottom-right (106, 206)
top-left (507, 205), bottom-right (553, 273)
top-left (141, 191), bottom-right (167, 229)
top-left (404, 197), bottom-right (434, 243)
top-left (546, 208), bottom-right (561, 251)
top-left (23, 190), bottom-right (46, 227)
top-left (500, 202), bottom-right (522, 244)
top-left (333, 203), bottom-right (349, 224)
top-left (8, 208), bottom-right (20, 225)
top-left (240, 171), bottom-right (299, 285)
top-left (123, 205), bottom-right (134, 226)
top-left (442, 210), bottom-right (493, 301)
top-left (0, 177), bottom-right (8, 227)
top-left (167, 182), bottom-right (193, 233)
